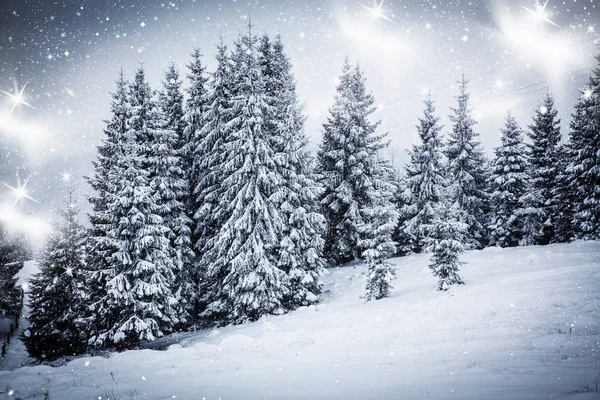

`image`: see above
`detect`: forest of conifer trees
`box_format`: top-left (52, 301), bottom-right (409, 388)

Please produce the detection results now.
top-left (15, 24), bottom-right (600, 360)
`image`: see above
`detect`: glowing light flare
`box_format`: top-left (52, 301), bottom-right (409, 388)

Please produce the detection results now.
top-left (494, 3), bottom-right (577, 77)
top-left (582, 87), bottom-right (593, 99)
top-left (0, 204), bottom-right (52, 245)
top-left (358, 0), bottom-right (392, 24)
top-left (519, 0), bottom-right (559, 28)
top-left (0, 110), bottom-right (52, 156)
top-left (2, 176), bottom-right (39, 206)
top-left (60, 171), bottom-right (72, 182)
top-left (338, 16), bottom-right (410, 57)
top-left (1, 81), bottom-right (35, 113)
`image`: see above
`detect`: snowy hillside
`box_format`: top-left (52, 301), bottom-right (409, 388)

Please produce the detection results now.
top-left (1, 242), bottom-right (599, 400)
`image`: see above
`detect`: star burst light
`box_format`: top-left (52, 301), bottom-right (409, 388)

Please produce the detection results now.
top-left (1, 81), bottom-right (35, 113)
top-left (582, 87), bottom-right (593, 99)
top-left (2, 175), bottom-right (39, 206)
top-left (519, 0), bottom-right (559, 28)
top-left (358, 0), bottom-right (392, 24)
top-left (60, 171), bottom-right (72, 183)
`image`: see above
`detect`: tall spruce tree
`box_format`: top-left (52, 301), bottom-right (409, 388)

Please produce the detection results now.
top-left (24, 190), bottom-right (87, 360)
top-left (192, 40), bottom-right (233, 319)
top-left (527, 92), bottom-right (562, 244)
top-left (445, 75), bottom-right (488, 249)
top-left (567, 54), bottom-right (600, 239)
top-left (89, 66), bottom-right (179, 350)
top-left (317, 60), bottom-right (392, 265)
top-left (199, 26), bottom-right (290, 325)
top-left (487, 114), bottom-right (530, 247)
top-left (259, 34), bottom-right (326, 309)
top-left (158, 63), bottom-right (195, 328)
top-left (85, 70), bottom-right (129, 342)
top-left (183, 48), bottom-right (210, 252)
top-left (401, 96), bottom-right (446, 253)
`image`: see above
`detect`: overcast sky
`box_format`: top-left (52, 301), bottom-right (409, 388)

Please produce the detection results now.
top-left (0, 0), bottom-right (599, 240)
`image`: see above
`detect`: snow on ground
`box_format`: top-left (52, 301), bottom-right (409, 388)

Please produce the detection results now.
top-left (1, 242), bottom-right (599, 400)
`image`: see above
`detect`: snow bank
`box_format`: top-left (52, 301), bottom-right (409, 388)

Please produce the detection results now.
top-left (1, 242), bottom-right (599, 399)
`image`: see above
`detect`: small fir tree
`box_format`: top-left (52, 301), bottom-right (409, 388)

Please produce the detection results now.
top-left (363, 175), bottom-right (399, 301)
top-left (428, 201), bottom-right (467, 291)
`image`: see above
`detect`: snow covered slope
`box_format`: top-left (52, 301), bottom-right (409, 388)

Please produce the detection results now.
top-left (1, 242), bottom-right (599, 400)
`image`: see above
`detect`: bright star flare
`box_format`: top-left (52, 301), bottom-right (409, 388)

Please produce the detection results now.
top-left (358, 0), bottom-right (392, 24)
top-left (519, 0), bottom-right (559, 28)
top-left (2, 81), bottom-right (36, 113)
top-left (2, 175), bottom-right (39, 206)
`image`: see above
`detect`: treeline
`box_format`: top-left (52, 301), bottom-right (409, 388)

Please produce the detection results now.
top-left (21, 25), bottom-right (600, 360)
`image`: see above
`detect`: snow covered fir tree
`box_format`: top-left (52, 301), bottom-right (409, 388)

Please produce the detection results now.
top-left (400, 96), bottom-right (446, 254)
top-left (445, 76), bottom-right (488, 250)
top-left (317, 60), bottom-right (397, 267)
top-left (428, 201), bottom-right (467, 291)
top-left (526, 92), bottom-right (563, 244)
top-left (566, 53), bottom-right (600, 240)
top-left (487, 114), bottom-right (530, 247)
top-left (22, 189), bottom-right (87, 360)
top-left (0, 224), bottom-right (28, 321)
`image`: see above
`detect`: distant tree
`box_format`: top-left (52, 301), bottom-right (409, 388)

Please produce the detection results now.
top-left (0, 224), bottom-right (26, 320)
top-left (317, 60), bottom-right (393, 265)
top-left (487, 114), bottom-right (530, 247)
top-left (527, 92), bottom-right (562, 244)
top-left (515, 191), bottom-right (546, 246)
top-left (445, 76), bottom-right (488, 249)
top-left (401, 96), bottom-right (446, 253)
top-left (551, 143), bottom-right (575, 243)
top-left (567, 54), bottom-right (600, 239)
top-left (23, 189), bottom-right (87, 360)
top-left (391, 173), bottom-right (412, 256)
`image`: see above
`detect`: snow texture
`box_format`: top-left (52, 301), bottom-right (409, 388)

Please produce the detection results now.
top-left (1, 242), bottom-right (599, 399)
